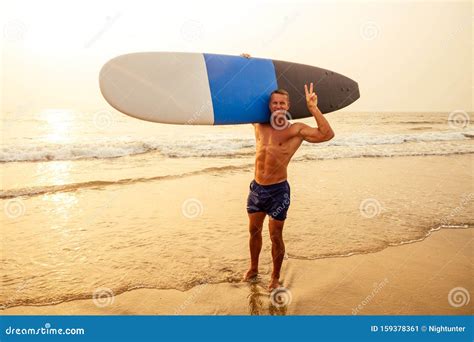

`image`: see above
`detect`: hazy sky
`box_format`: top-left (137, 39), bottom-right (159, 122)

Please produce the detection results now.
top-left (1, 0), bottom-right (472, 114)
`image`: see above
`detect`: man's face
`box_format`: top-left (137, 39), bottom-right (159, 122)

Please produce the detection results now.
top-left (269, 93), bottom-right (290, 113)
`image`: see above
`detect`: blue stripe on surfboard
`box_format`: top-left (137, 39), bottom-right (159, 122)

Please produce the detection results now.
top-left (203, 54), bottom-right (278, 124)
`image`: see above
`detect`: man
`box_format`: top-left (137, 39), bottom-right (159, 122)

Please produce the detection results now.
top-left (241, 55), bottom-right (335, 290)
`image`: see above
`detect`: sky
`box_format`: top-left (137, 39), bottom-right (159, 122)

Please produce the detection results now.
top-left (1, 0), bottom-right (472, 115)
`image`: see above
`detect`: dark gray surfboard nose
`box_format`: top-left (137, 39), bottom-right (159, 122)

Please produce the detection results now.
top-left (272, 59), bottom-right (360, 119)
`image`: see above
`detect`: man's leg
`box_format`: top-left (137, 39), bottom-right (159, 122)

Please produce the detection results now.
top-left (244, 212), bottom-right (266, 281)
top-left (268, 217), bottom-right (285, 290)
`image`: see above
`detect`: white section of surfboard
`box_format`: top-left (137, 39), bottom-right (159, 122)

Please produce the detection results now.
top-left (99, 52), bottom-right (215, 124)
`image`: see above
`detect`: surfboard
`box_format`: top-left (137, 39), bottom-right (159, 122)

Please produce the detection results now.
top-left (99, 52), bottom-right (359, 125)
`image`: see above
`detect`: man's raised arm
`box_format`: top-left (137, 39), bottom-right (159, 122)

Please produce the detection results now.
top-left (296, 83), bottom-right (334, 143)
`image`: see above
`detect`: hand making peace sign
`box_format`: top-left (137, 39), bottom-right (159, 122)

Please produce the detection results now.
top-left (304, 82), bottom-right (318, 109)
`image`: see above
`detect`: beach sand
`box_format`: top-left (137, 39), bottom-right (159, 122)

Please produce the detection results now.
top-left (1, 154), bottom-right (472, 315)
top-left (2, 228), bottom-right (472, 315)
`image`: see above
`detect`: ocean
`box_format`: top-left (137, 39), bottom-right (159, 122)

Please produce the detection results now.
top-left (1, 110), bottom-right (472, 309)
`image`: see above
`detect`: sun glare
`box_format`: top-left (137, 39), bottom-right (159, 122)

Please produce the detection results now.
top-left (39, 109), bottom-right (76, 143)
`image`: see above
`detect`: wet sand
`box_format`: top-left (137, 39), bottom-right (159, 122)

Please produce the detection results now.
top-left (1, 153), bottom-right (473, 314)
top-left (2, 228), bottom-right (472, 315)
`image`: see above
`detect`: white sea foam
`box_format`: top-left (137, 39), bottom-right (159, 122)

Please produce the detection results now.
top-left (1, 131), bottom-right (472, 162)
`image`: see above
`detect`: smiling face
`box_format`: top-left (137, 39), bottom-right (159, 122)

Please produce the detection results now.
top-left (268, 93), bottom-right (290, 113)
top-left (269, 93), bottom-right (290, 113)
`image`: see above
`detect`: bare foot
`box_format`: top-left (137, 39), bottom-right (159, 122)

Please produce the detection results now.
top-left (243, 269), bottom-right (258, 281)
top-left (268, 278), bottom-right (280, 291)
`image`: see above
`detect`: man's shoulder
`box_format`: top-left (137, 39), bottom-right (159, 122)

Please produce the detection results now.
top-left (288, 122), bottom-right (307, 133)
top-left (290, 122), bottom-right (304, 129)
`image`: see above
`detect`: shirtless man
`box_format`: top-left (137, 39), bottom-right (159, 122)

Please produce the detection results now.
top-left (242, 56), bottom-right (335, 290)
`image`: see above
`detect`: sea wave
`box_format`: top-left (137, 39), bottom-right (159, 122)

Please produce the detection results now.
top-left (1, 131), bottom-right (472, 162)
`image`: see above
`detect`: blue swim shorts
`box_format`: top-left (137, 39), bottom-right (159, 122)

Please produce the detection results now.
top-left (246, 179), bottom-right (291, 221)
